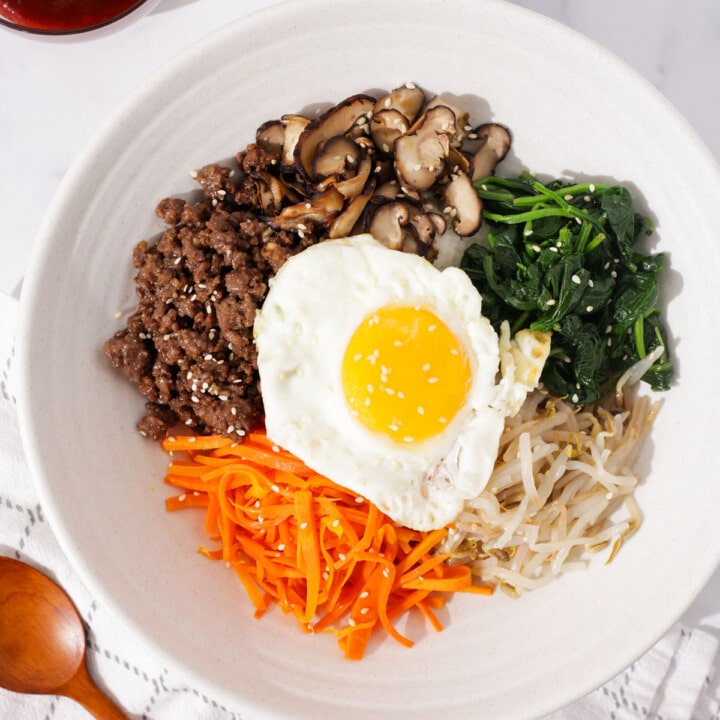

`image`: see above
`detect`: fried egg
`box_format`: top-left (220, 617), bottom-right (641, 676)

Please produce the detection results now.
top-left (254, 234), bottom-right (549, 530)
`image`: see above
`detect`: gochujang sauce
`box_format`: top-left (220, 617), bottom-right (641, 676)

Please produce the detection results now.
top-left (0, 0), bottom-right (147, 32)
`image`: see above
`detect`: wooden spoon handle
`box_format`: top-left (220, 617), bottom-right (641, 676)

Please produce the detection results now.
top-left (59, 660), bottom-right (130, 720)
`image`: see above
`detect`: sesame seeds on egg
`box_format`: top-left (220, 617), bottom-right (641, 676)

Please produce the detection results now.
top-left (254, 234), bottom-right (546, 531)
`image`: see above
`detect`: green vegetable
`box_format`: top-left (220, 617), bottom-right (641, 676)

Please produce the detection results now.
top-left (460, 172), bottom-right (673, 404)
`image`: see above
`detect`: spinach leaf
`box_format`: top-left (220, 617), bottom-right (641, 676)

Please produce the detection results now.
top-left (461, 173), bottom-right (673, 404)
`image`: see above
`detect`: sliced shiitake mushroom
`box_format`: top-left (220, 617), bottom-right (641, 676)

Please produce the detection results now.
top-left (442, 172), bottom-right (483, 237)
top-left (471, 123), bottom-right (512, 181)
top-left (374, 180), bottom-right (401, 200)
top-left (333, 153), bottom-right (373, 199)
top-left (281, 114), bottom-right (311, 169)
top-left (267, 186), bottom-right (345, 232)
top-left (425, 95), bottom-right (470, 145)
top-left (373, 83), bottom-right (426, 126)
top-left (370, 109), bottom-right (410, 154)
top-left (328, 181), bottom-right (375, 239)
top-left (365, 199), bottom-right (411, 251)
top-left (294, 94), bottom-right (376, 182)
top-left (312, 135), bottom-right (360, 180)
top-left (250, 84), bottom-right (511, 259)
top-left (253, 170), bottom-right (297, 215)
top-left (394, 105), bottom-right (456, 192)
top-left (256, 120), bottom-right (286, 156)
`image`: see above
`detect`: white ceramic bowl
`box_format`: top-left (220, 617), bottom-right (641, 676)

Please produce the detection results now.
top-left (16, 1), bottom-right (720, 718)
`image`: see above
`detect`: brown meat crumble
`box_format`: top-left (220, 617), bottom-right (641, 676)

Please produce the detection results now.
top-left (105, 85), bottom-right (507, 442)
top-left (104, 145), bottom-right (319, 441)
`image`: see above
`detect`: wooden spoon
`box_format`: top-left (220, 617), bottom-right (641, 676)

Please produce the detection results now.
top-left (0, 556), bottom-right (129, 719)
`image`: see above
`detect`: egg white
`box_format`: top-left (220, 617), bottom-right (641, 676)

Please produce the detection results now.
top-left (254, 234), bottom-right (536, 530)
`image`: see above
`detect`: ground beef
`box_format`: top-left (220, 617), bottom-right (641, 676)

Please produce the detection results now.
top-left (104, 144), bottom-right (321, 441)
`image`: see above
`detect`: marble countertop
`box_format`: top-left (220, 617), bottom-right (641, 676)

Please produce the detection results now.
top-left (2, 0), bottom-right (720, 713)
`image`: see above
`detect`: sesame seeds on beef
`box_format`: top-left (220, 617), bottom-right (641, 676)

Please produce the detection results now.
top-left (104, 145), bottom-right (320, 442)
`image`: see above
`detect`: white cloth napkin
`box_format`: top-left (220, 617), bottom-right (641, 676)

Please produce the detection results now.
top-left (0, 291), bottom-right (718, 720)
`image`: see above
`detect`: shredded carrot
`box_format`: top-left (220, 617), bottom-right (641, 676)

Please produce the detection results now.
top-left (164, 431), bottom-right (492, 659)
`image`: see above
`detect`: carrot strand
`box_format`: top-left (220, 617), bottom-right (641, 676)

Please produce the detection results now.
top-left (164, 429), bottom-right (492, 659)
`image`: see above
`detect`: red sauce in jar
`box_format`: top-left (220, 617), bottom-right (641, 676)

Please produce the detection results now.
top-left (0, 0), bottom-right (148, 33)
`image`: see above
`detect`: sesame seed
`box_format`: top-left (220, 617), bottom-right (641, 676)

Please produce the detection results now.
top-left (428, 377), bottom-right (439, 384)
top-left (403, 436), bottom-right (414, 443)
top-left (389, 424), bottom-right (399, 432)
top-left (189, 169), bottom-right (198, 178)
top-left (218, 394), bottom-right (229, 401)
top-left (174, 256), bottom-right (182, 265)
top-left (586, 305), bottom-right (594, 312)
top-left (360, 607), bottom-right (370, 615)
top-left (611, 270), bottom-right (618, 278)
top-left (299, 522), bottom-right (308, 530)
top-left (338, 552), bottom-right (347, 561)
top-left (348, 618), bottom-right (357, 627)
top-left (422, 363), bottom-right (431, 372)
top-left (417, 406), bottom-right (425, 415)
top-left (382, 568), bottom-right (391, 578)
top-left (546, 299), bottom-right (556, 306)
top-left (185, 418), bottom-right (193, 425)
top-left (227, 425), bottom-right (235, 433)
top-left (397, 391), bottom-right (405, 399)
top-left (355, 497), bottom-right (364, 504)
top-left (277, 544), bottom-right (285, 551)
top-left (359, 591), bottom-right (369, 599)
top-left (564, 194), bottom-right (573, 201)
top-left (191, 395), bottom-right (199, 403)
top-left (589, 184), bottom-right (595, 192)
top-left (571, 274), bottom-right (581, 284)
top-left (549, 247), bottom-right (558, 253)
top-left (178, 494), bottom-right (186, 502)
top-left (438, 417), bottom-right (447, 424)
top-left (272, 445), bottom-right (280, 453)
top-left (571, 393), bottom-right (579, 403)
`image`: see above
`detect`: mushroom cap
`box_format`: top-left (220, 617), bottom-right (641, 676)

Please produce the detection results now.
top-left (373, 83), bottom-right (426, 126)
top-left (394, 105), bottom-right (456, 192)
top-left (294, 94), bottom-right (376, 182)
top-left (370, 109), bottom-right (410, 154)
top-left (281, 114), bottom-right (311, 169)
top-left (442, 171), bottom-right (483, 237)
top-left (256, 120), bottom-right (285, 156)
top-left (312, 135), bottom-right (361, 180)
top-left (471, 123), bottom-right (512, 181)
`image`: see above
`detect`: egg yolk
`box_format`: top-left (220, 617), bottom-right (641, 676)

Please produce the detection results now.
top-left (342, 305), bottom-right (472, 444)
